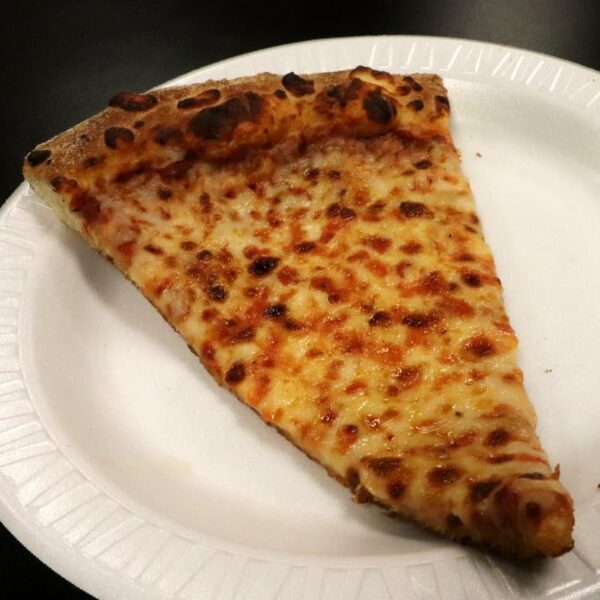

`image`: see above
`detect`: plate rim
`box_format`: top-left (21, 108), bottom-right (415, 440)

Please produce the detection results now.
top-left (157, 33), bottom-right (600, 88)
top-left (2, 34), bottom-right (600, 600)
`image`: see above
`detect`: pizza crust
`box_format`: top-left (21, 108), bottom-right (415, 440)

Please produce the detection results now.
top-left (24, 69), bottom-right (450, 186)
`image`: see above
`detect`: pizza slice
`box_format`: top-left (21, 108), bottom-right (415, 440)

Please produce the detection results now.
top-left (23, 67), bottom-right (574, 557)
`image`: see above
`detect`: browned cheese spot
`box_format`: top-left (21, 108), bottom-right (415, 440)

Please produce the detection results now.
top-left (201, 341), bottom-right (215, 361)
top-left (345, 380), bottom-right (367, 394)
top-left (295, 241), bottom-right (317, 253)
top-left (428, 466), bottom-right (462, 486)
top-left (274, 89), bottom-right (287, 100)
top-left (311, 276), bottom-right (336, 296)
top-left (143, 244), bottom-right (163, 255)
top-left (337, 424), bottom-right (360, 453)
top-left (244, 287), bottom-right (260, 298)
top-left (264, 303), bottom-right (287, 318)
top-left (153, 277), bottom-right (172, 297)
top-left (207, 285), bottom-right (227, 302)
top-left (388, 481), bottom-right (406, 499)
top-left (104, 127), bottom-right (134, 149)
top-left (400, 241), bottom-right (422, 254)
top-left (304, 167), bottom-right (320, 180)
top-left (243, 246), bottom-right (260, 259)
top-left (196, 249), bottom-right (213, 261)
top-left (321, 409), bottom-right (338, 425)
top-left (407, 99), bottom-right (424, 111)
top-left (117, 240), bottom-right (136, 261)
top-left (278, 266), bottom-right (299, 285)
top-left (225, 362), bottom-right (246, 384)
top-left (461, 272), bottom-right (482, 287)
top-left (365, 236), bottom-right (392, 254)
top-left (470, 480), bottom-right (501, 502)
top-left (281, 318), bottom-right (301, 331)
top-left (69, 192), bottom-right (101, 223)
top-left (114, 162), bottom-right (151, 184)
top-left (502, 371), bottom-right (522, 384)
top-left (369, 311), bottom-right (391, 327)
top-left (365, 457), bottom-right (403, 476)
top-left (159, 154), bottom-right (196, 181)
top-left (26, 149), bottom-right (51, 166)
top-left (202, 309), bottom-right (216, 322)
top-left (485, 428), bottom-right (511, 447)
top-left (229, 327), bottom-right (255, 343)
top-left (249, 256), bottom-right (280, 277)
top-left (399, 201), bottom-right (433, 219)
top-left (487, 454), bottom-right (514, 464)
top-left (363, 90), bottom-right (397, 124)
top-left (401, 312), bottom-right (438, 329)
top-left (394, 365), bottom-right (422, 389)
top-left (448, 430), bottom-right (477, 449)
top-left (327, 202), bottom-right (356, 220)
top-left (200, 192), bottom-right (211, 212)
top-left (463, 335), bottom-right (495, 359)
top-left (364, 200), bottom-right (385, 220)
top-left (418, 271), bottom-right (447, 295)
top-left (414, 159), bottom-right (432, 170)
top-left (341, 206), bottom-right (357, 220)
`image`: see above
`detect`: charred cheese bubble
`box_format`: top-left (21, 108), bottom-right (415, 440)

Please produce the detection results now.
top-left (24, 68), bottom-right (574, 558)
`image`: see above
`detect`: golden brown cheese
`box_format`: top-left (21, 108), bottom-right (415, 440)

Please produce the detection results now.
top-left (23, 67), bottom-right (574, 558)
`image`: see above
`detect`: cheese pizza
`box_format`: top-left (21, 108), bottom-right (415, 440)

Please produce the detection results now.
top-left (23, 67), bottom-right (574, 557)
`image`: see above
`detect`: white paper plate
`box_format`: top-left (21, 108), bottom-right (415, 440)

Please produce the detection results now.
top-left (2, 36), bottom-right (600, 600)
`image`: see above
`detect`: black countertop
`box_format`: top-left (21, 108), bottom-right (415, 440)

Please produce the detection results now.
top-left (1, 1), bottom-right (599, 597)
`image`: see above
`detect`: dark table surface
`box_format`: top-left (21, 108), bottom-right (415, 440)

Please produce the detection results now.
top-left (1, 1), bottom-right (599, 597)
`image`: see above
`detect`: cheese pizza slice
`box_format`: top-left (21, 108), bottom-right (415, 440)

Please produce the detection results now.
top-left (23, 67), bottom-right (574, 557)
